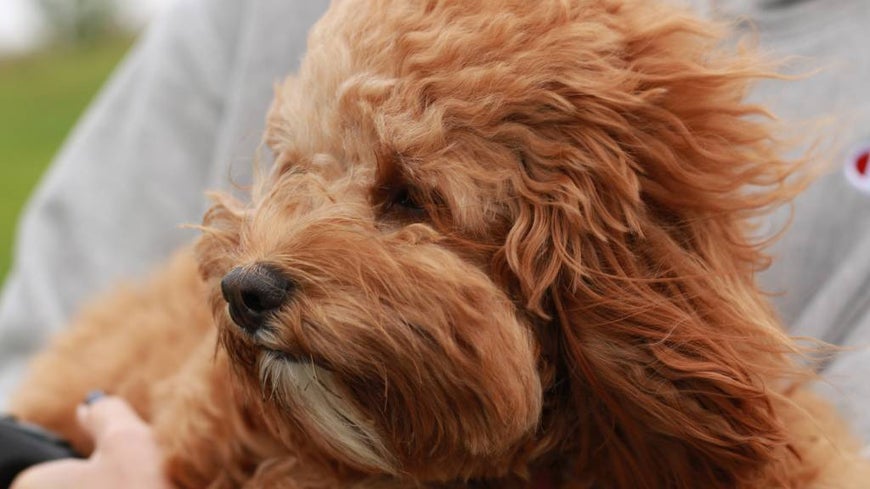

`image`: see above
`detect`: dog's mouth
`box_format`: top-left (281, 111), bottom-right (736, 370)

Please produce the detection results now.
top-left (221, 303), bottom-right (325, 367)
top-left (262, 347), bottom-right (311, 365)
top-left (226, 302), bottom-right (256, 332)
top-left (224, 302), bottom-right (283, 342)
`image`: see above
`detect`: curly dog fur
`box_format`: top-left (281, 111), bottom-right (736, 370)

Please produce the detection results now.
top-left (9, 0), bottom-right (870, 487)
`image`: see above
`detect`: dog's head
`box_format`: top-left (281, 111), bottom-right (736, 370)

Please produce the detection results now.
top-left (197, 0), bottom-right (807, 487)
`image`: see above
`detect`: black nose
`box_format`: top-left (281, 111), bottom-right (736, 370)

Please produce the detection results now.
top-left (220, 265), bottom-right (293, 334)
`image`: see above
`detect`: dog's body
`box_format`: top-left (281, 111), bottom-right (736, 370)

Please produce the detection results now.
top-left (8, 0), bottom-right (870, 487)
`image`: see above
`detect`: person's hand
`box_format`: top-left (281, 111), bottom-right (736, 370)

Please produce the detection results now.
top-left (11, 394), bottom-right (172, 489)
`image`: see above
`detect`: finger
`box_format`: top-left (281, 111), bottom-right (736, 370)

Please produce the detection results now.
top-left (76, 395), bottom-right (150, 445)
top-left (10, 459), bottom-right (91, 489)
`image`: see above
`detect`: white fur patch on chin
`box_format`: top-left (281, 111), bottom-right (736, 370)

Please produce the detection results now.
top-left (258, 351), bottom-right (397, 473)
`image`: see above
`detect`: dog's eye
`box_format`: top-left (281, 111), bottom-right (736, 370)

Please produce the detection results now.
top-left (380, 186), bottom-right (427, 220)
top-left (393, 188), bottom-right (422, 210)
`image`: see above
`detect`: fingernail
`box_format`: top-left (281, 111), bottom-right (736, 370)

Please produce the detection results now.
top-left (83, 390), bottom-right (105, 405)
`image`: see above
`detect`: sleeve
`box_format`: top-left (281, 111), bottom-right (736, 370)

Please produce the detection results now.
top-left (0, 0), bottom-right (332, 409)
top-left (0, 0), bottom-right (246, 407)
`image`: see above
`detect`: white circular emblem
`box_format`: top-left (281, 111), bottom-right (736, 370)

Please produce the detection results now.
top-left (844, 142), bottom-right (870, 194)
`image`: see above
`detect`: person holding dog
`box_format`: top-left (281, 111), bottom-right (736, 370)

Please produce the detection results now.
top-left (2, 0), bottom-right (870, 487)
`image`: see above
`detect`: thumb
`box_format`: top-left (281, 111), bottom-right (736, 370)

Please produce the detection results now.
top-left (76, 394), bottom-right (151, 448)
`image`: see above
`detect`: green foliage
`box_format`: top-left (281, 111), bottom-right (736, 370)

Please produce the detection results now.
top-left (0, 37), bottom-right (132, 280)
top-left (37, 0), bottom-right (118, 44)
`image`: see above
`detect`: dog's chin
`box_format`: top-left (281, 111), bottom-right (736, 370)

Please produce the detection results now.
top-left (261, 348), bottom-right (307, 365)
top-left (256, 350), bottom-right (398, 474)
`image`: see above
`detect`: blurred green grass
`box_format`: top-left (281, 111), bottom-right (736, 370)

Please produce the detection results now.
top-left (0, 37), bottom-right (132, 280)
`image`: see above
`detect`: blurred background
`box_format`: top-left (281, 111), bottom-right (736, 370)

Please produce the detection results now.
top-left (0, 0), bottom-right (174, 280)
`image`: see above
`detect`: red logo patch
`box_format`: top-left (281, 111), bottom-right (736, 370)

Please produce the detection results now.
top-left (856, 151), bottom-right (869, 176)
top-left (845, 143), bottom-right (870, 194)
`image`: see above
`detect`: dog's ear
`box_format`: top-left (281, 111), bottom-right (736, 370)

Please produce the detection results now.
top-left (495, 12), bottom-right (809, 489)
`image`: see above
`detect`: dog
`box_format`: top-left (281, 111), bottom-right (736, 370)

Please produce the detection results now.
top-left (8, 0), bottom-right (870, 487)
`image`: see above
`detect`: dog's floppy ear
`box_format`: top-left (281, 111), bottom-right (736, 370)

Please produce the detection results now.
top-left (495, 12), bottom-right (809, 489)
